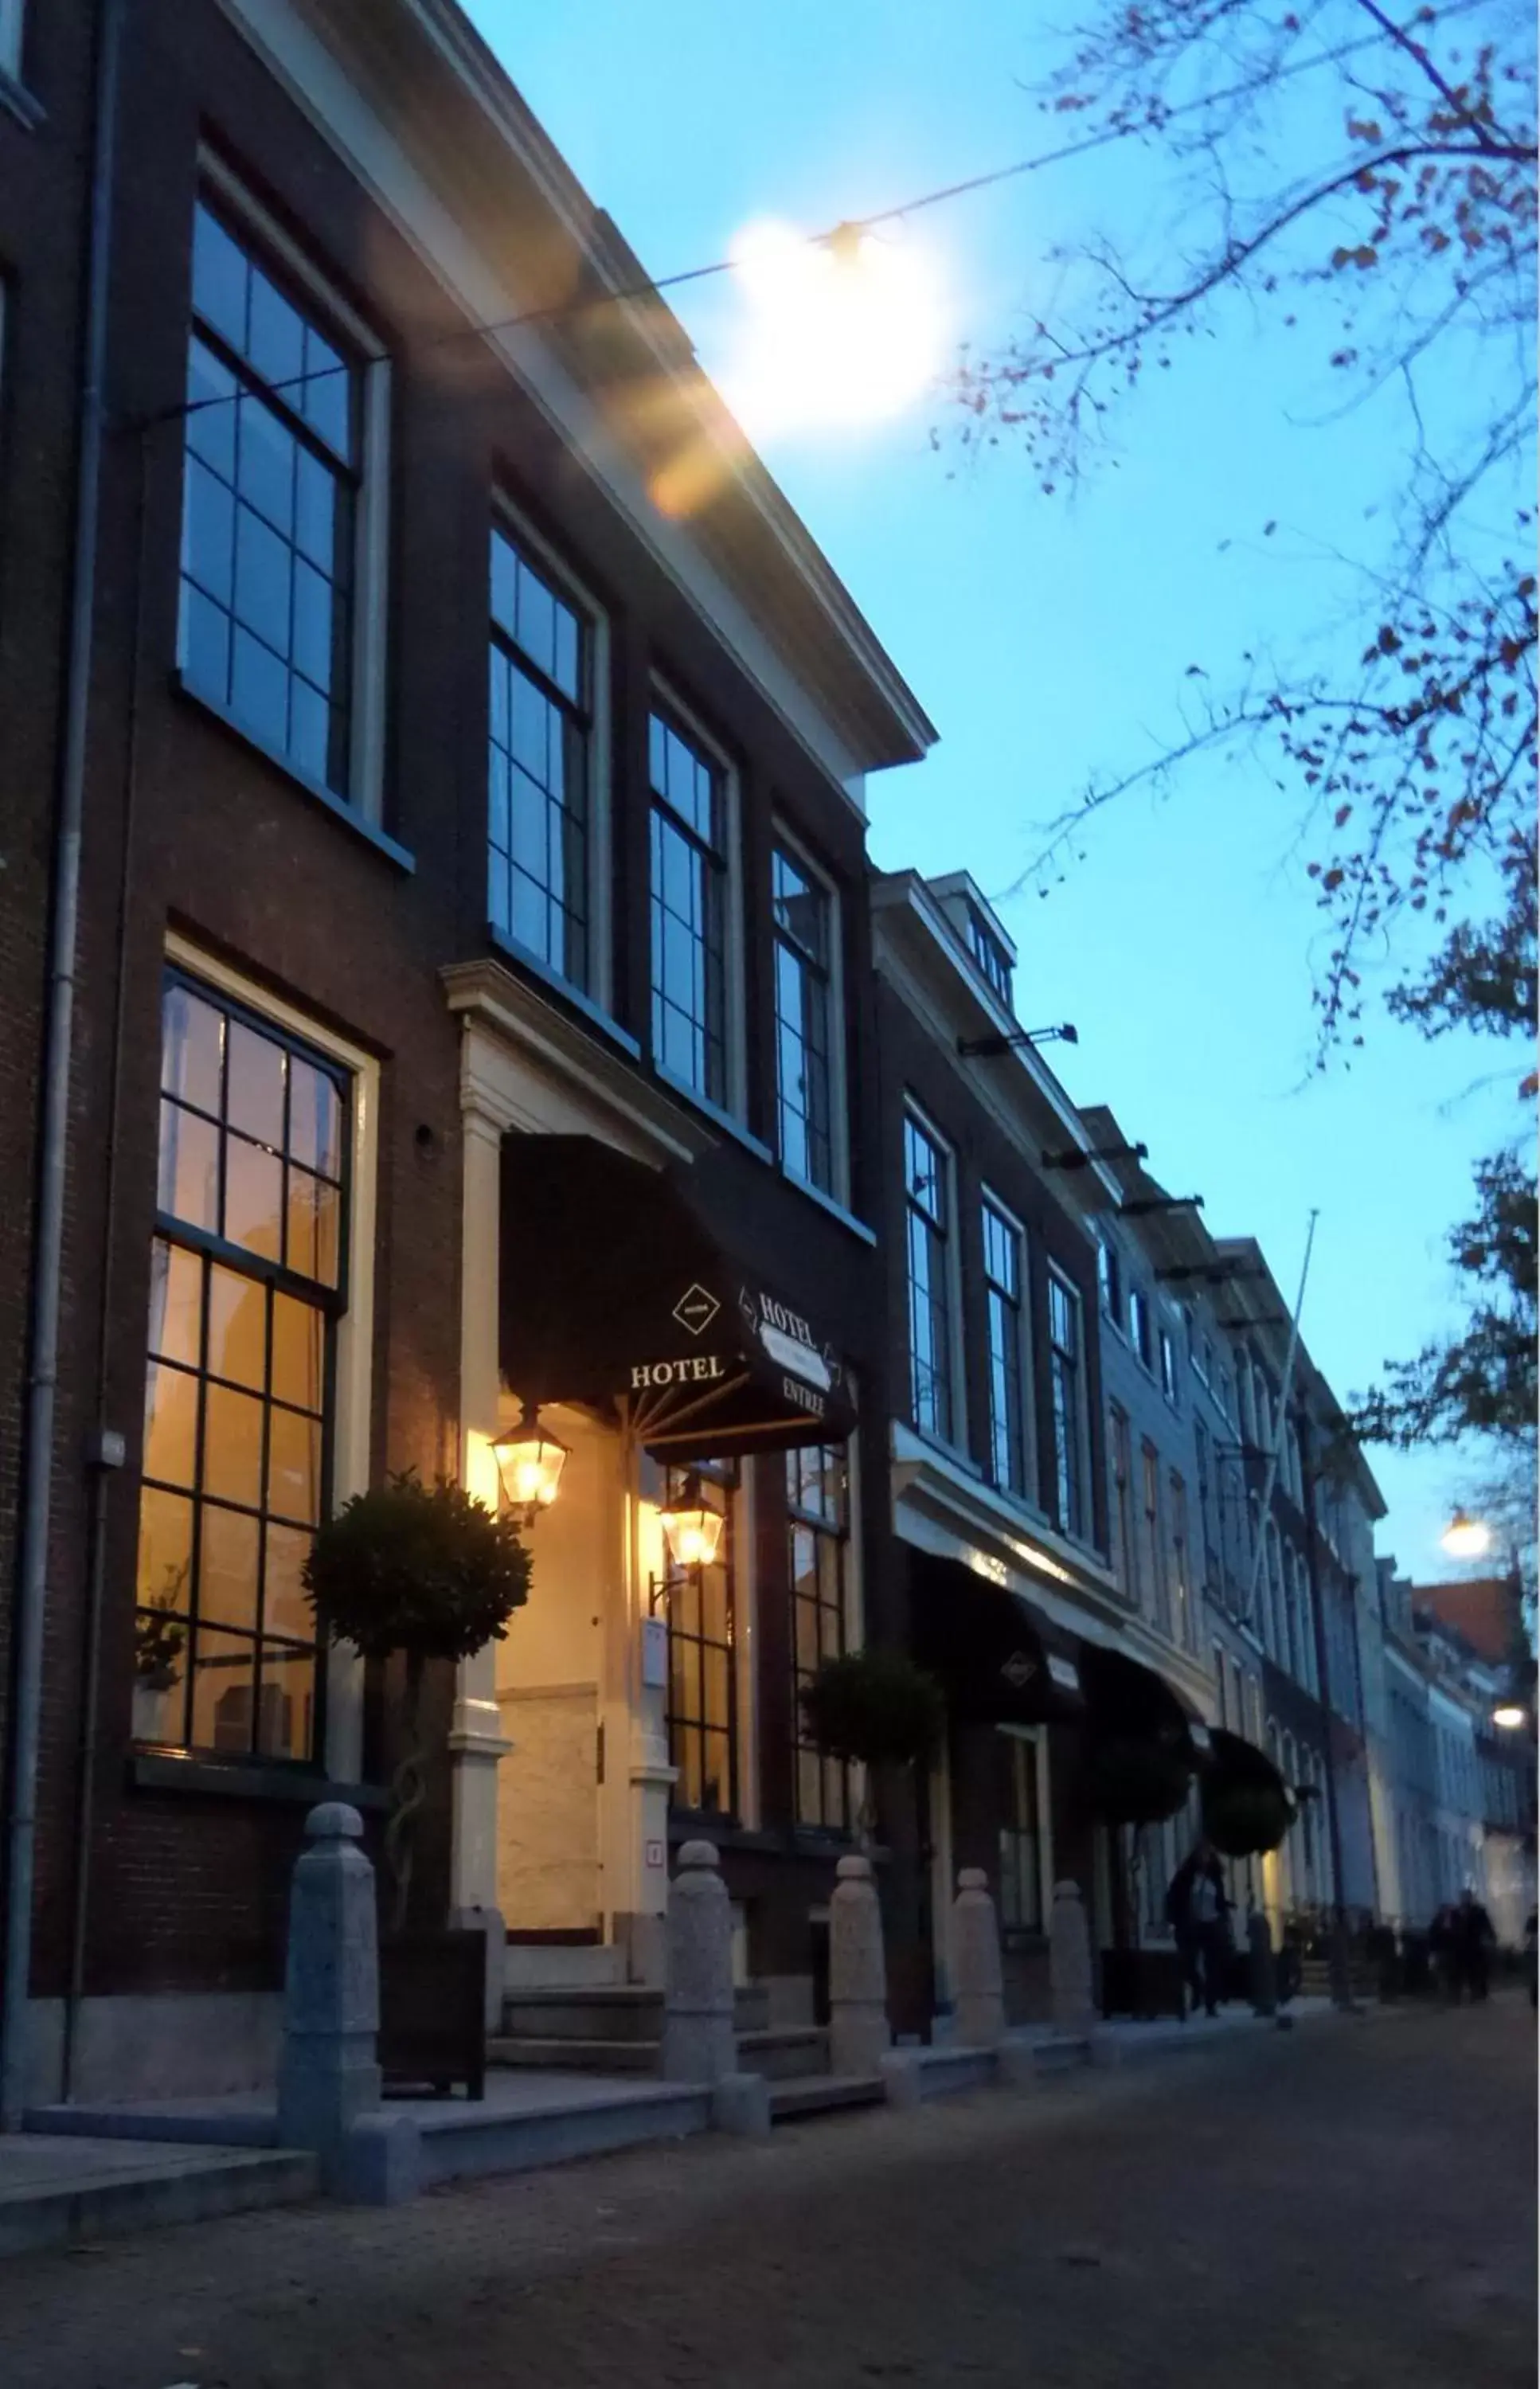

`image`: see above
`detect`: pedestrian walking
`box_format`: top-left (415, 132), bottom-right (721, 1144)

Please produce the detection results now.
top-left (1167, 1840), bottom-right (1232, 2018)
top-left (1452, 1888), bottom-right (1495, 2003)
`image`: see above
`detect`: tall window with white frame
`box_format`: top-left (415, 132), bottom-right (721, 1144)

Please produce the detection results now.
top-left (136, 972), bottom-right (346, 1762)
top-left (997, 1730), bottom-right (1045, 1933)
top-left (1047, 1270), bottom-right (1086, 1539)
top-left (904, 1112), bottom-right (954, 1443)
top-left (1109, 1402), bottom-right (1137, 1601)
top-left (179, 197), bottom-right (360, 796)
top-left (772, 846), bottom-right (835, 1194)
top-left (663, 1460), bottom-right (737, 1817)
top-left (487, 523), bottom-right (593, 987)
top-left (787, 1445), bottom-right (852, 1834)
top-left (649, 709), bottom-right (729, 1106)
top-left (982, 1197), bottom-right (1028, 1497)
top-left (1128, 1285), bottom-right (1154, 1373)
top-left (1169, 1471), bottom-right (1192, 1649)
top-left (964, 902), bottom-right (1013, 1008)
top-left (1139, 1439), bottom-right (1171, 1634)
top-left (1097, 1236), bottom-right (1123, 1331)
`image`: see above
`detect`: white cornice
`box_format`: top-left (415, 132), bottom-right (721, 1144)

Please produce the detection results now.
top-left (442, 958), bottom-right (709, 1167)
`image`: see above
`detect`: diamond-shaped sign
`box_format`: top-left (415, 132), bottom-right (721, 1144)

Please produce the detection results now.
top-left (1000, 1651), bottom-right (1038, 1690)
top-left (672, 1283), bottom-right (721, 1336)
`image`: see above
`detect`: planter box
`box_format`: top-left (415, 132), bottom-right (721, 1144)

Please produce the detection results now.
top-left (380, 1932), bottom-right (487, 2100)
top-left (1100, 1947), bottom-right (1186, 2022)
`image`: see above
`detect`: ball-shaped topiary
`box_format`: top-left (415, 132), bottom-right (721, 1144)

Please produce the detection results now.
top-left (1202, 1777), bottom-right (1294, 1858)
top-left (797, 1648), bottom-right (944, 1771)
top-left (303, 1472), bottom-right (531, 1670)
top-left (1083, 1732), bottom-right (1193, 1827)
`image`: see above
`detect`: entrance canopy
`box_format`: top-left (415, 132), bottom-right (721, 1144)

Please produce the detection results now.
top-left (1077, 1644), bottom-right (1211, 1761)
top-left (910, 1551), bottom-right (1085, 1726)
top-left (499, 1134), bottom-right (857, 1460)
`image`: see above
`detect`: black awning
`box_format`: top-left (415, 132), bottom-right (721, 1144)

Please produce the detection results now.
top-left (910, 1550), bottom-right (1085, 1726)
top-left (1206, 1726), bottom-right (1288, 1796)
top-left (1077, 1643), bottom-right (1210, 1761)
top-left (499, 1133), bottom-right (857, 1459)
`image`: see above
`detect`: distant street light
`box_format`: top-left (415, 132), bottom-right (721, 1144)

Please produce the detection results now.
top-left (724, 217), bottom-right (944, 436)
top-left (1492, 1703), bottom-right (1529, 1731)
top-left (1440, 1507), bottom-right (1494, 1560)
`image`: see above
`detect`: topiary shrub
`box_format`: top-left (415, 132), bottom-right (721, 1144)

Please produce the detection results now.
top-left (1203, 1778), bottom-right (1294, 1858)
top-left (1083, 1733), bottom-right (1193, 1828)
top-left (799, 1648), bottom-right (944, 1844)
top-left (303, 1472), bottom-right (532, 1930)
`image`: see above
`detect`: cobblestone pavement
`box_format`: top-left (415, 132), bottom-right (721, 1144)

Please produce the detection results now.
top-left (1, 1998), bottom-right (1531, 2389)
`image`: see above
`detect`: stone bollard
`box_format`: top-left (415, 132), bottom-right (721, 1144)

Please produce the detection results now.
top-left (828, 1853), bottom-right (890, 2078)
top-left (1247, 1908), bottom-right (1277, 2018)
top-left (952, 1868), bottom-right (1006, 2050)
top-left (277, 1804), bottom-right (414, 2198)
top-left (661, 1841), bottom-right (737, 2083)
top-left (1048, 1879), bottom-right (1096, 2038)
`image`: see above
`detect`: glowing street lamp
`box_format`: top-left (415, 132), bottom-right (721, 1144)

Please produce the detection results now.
top-left (492, 1401), bottom-right (569, 1526)
top-left (1492, 1703), bottom-right (1529, 1731)
top-left (1440, 1507), bottom-right (1493, 1561)
top-left (722, 215), bottom-right (945, 439)
top-left (659, 1474), bottom-right (725, 1572)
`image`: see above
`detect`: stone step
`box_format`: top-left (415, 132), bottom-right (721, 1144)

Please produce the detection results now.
top-left (498, 1984), bottom-right (768, 2043)
top-left (0, 2139), bottom-right (315, 2260)
top-left (1032, 2033), bottom-right (1094, 2074)
top-left (768, 2074), bottom-right (886, 2123)
top-left (737, 2026), bottom-right (830, 2083)
top-left (487, 2035), bottom-right (660, 2074)
top-left (502, 1943), bottom-right (627, 1993)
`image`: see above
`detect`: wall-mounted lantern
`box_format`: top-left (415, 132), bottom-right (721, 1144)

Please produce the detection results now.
top-left (658, 1472), bottom-right (725, 1572)
top-left (492, 1400), bottom-right (569, 1527)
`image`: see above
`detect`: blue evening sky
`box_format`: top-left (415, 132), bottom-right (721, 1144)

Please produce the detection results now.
top-left (464, 0), bottom-right (1519, 1579)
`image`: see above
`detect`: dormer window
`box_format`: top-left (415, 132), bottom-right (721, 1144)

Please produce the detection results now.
top-left (964, 901), bottom-right (1013, 1009)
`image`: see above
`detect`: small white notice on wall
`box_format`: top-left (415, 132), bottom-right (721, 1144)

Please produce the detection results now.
top-left (640, 1614), bottom-right (668, 1690)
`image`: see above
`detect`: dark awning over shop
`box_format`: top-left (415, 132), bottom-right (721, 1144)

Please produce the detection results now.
top-left (499, 1133), bottom-right (858, 1460)
top-left (1206, 1726), bottom-right (1288, 1797)
top-left (910, 1551), bottom-right (1085, 1726)
top-left (1077, 1643), bottom-right (1211, 1761)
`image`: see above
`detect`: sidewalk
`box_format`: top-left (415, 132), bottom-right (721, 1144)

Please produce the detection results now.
top-left (0, 2130), bottom-right (315, 2258)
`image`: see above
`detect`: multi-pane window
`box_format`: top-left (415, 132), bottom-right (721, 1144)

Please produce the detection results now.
top-left (179, 200), bottom-right (358, 796)
top-left (1047, 1271), bottom-right (1085, 1538)
top-left (488, 525), bottom-right (592, 984)
top-left (1109, 1403), bottom-right (1137, 1600)
top-left (1159, 1327), bottom-right (1179, 1405)
top-left (787, 1445), bottom-right (851, 1833)
top-left (135, 974), bottom-right (346, 1761)
top-left (664, 1462), bottom-right (737, 1816)
top-left (772, 847), bottom-right (834, 1193)
top-left (1139, 1440), bottom-right (1171, 1634)
top-left (1128, 1285), bottom-right (1153, 1371)
top-left (1170, 1472), bottom-right (1192, 1649)
top-left (650, 710), bottom-right (729, 1105)
top-left (965, 902), bottom-right (1013, 1007)
top-left (1097, 1237), bottom-right (1123, 1329)
top-left (982, 1198), bottom-right (1027, 1496)
top-left (997, 1730), bottom-right (1044, 1933)
top-left (904, 1113), bottom-right (954, 1442)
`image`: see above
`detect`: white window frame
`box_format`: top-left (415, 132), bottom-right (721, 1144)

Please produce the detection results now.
top-left (161, 929), bottom-right (378, 1784)
top-left (997, 1723), bottom-right (1053, 1935)
top-left (770, 816), bottom-right (849, 1206)
top-left (489, 493), bottom-right (613, 1014)
top-left (647, 676), bottom-right (745, 1122)
top-left (903, 1098), bottom-right (966, 1453)
top-left (0, 0), bottom-right (22, 81)
top-left (1046, 1261), bottom-right (1091, 1544)
top-left (192, 150), bottom-right (391, 826)
top-left (1128, 1284), bottom-right (1155, 1374)
top-left (979, 1187), bottom-right (1035, 1505)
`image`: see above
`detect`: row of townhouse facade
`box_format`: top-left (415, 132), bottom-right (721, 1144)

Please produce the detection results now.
top-left (1377, 1568), bottom-right (1536, 1948)
top-left (1, 0), bottom-right (1526, 2115)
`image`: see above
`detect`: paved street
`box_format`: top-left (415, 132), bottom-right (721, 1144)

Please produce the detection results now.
top-left (1, 2000), bottom-right (1531, 2389)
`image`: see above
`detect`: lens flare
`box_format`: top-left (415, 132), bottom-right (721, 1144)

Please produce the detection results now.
top-left (721, 217), bottom-right (944, 439)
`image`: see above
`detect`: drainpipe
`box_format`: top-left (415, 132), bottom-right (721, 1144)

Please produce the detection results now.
top-left (1, 0), bottom-right (127, 2131)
